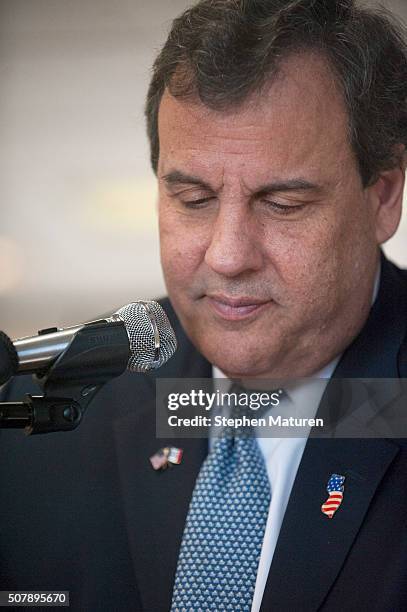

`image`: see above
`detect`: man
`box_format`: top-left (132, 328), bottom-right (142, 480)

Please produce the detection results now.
top-left (1, 0), bottom-right (407, 610)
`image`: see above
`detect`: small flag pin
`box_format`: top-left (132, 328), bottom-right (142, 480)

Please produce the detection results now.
top-left (150, 447), bottom-right (183, 471)
top-left (321, 473), bottom-right (345, 519)
top-left (167, 447), bottom-right (183, 465)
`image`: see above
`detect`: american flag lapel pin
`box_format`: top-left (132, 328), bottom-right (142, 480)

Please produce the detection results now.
top-left (149, 447), bottom-right (183, 471)
top-left (167, 447), bottom-right (183, 465)
top-left (321, 473), bottom-right (345, 519)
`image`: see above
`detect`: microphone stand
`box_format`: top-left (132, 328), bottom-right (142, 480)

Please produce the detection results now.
top-left (0, 321), bottom-right (130, 434)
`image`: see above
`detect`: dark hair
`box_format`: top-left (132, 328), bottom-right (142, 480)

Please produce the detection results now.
top-left (145, 0), bottom-right (407, 186)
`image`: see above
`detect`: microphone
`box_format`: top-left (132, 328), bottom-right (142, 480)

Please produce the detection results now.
top-left (8, 300), bottom-right (177, 380)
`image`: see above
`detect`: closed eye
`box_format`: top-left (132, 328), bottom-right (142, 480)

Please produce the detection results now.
top-left (181, 197), bottom-right (216, 209)
top-left (262, 200), bottom-right (307, 214)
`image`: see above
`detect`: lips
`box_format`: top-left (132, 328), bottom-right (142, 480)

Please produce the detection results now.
top-left (205, 294), bottom-right (272, 321)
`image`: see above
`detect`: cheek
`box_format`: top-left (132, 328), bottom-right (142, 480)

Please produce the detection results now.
top-left (267, 218), bottom-right (339, 285)
top-left (158, 203), bottom-right (208, 287)
top-left (264, 210), bottom-right (358, 314)
top-left (271, 199), bottom-right (376, 315)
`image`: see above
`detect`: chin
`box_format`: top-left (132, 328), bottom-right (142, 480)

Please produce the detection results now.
top-left (198, 340), bottom-right (272, 379)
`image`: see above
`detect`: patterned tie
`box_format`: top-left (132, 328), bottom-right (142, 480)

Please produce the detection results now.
top-left (171, 384), bottom-right (271, 612)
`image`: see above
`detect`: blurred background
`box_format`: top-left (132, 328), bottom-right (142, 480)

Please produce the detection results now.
top-left (1, 0), bottom-right (406, 337)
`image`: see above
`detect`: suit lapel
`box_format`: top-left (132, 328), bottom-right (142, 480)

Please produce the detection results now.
top-left (114, 405), bottom-right (207, 612)
top-left (113, 317), bottom-right (211, 612)
top-left (260, 437), bottom-right (399, 611)
top-left (261, 255), bottom-right (406, 611)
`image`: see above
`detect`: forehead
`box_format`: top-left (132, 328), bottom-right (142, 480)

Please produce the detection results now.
top-left (157, 52), bottom-right (353, 184)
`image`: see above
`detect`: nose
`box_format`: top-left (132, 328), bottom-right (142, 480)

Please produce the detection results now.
top-left (204, 206), bottom-right (263, 277)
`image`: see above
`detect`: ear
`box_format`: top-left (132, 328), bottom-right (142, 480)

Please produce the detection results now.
top-left (366, 161), bottom-right (405, 245)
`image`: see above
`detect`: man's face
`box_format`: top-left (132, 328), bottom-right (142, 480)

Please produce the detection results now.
top-left (157, 53), bottom-right (384, 378)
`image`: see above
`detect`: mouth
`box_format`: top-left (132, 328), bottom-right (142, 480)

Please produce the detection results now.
top-left (205, 294), bottom-right (273, 321)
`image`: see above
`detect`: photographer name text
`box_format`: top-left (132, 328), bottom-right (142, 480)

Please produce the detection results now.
top-left (167, 415), bottom-right (324, 428)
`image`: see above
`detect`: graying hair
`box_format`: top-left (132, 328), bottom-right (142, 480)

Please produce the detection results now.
top-left (145, 0), bottom-right (407, 186)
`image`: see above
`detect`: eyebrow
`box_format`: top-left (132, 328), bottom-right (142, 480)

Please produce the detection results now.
top-left (161, 170), bottom-right (323, 195)
top-left (256, 178), bottom-right (323, 195)
top-left (161, 171), bottom-right (213, 191)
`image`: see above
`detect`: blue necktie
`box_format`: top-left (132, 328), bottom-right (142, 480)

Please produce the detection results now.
top-left (171, 385), bottom-right (271, 612)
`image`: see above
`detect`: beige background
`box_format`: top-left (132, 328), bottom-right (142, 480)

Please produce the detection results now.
top-left (1, 0), bottom-right (406, 337)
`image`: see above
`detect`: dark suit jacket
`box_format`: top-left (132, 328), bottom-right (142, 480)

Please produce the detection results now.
top-left (0, 254), bottom-right (406, 611)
